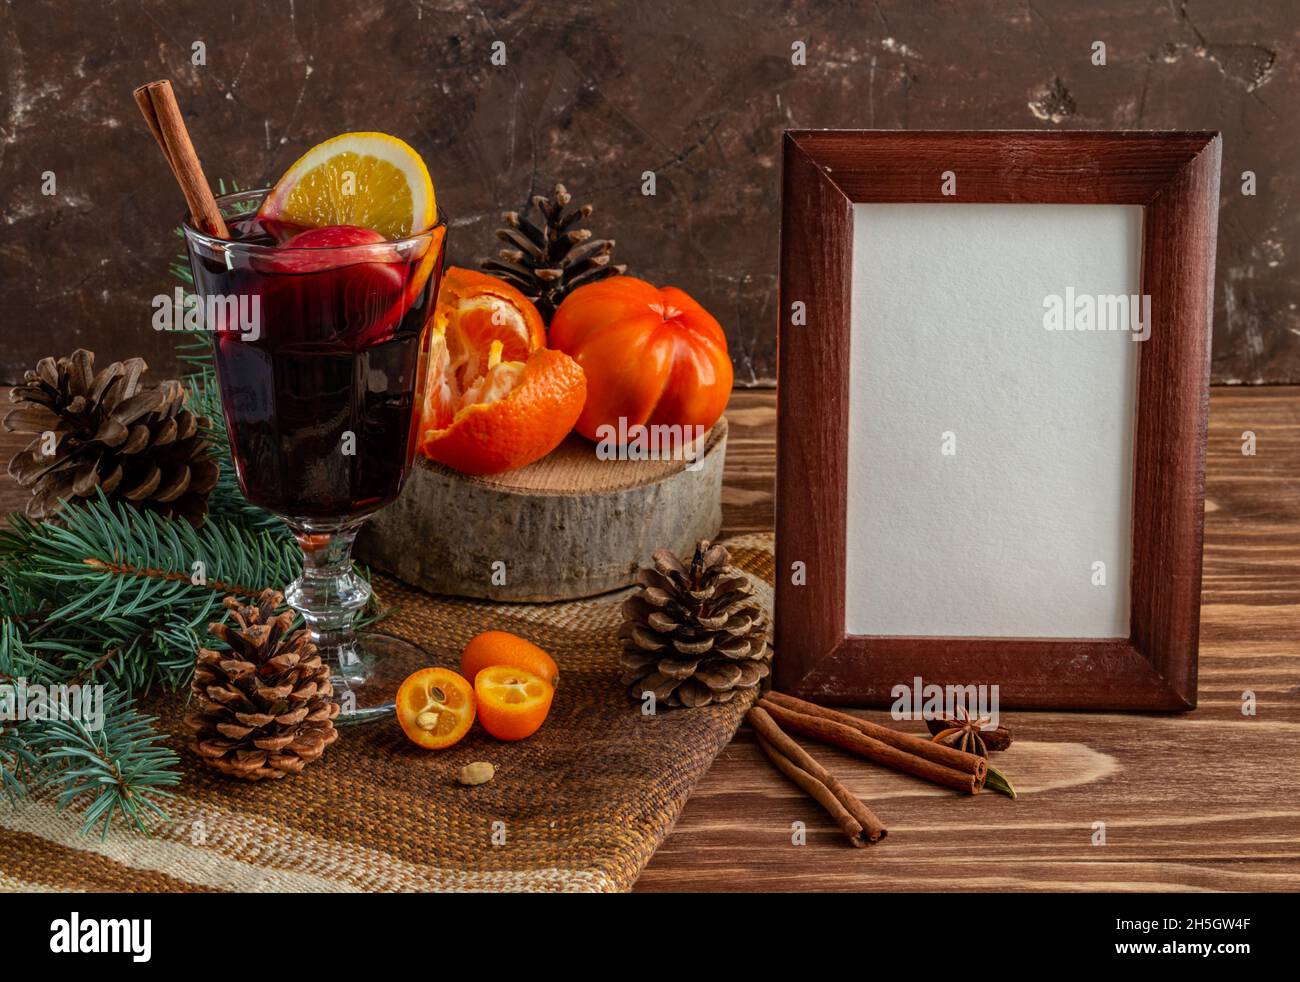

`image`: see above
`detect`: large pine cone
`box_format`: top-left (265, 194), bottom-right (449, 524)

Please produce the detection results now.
top-left (620, 541), bottom-right (772, 709)
top-left (185, 591), bottom-right (339, 781)
top-left (4, 349), bottom-right (218, 524)
top-left (481, 183), bottom-right (626, 322)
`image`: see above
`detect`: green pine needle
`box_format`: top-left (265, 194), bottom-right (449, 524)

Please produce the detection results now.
top-left (2, 625), bottom-right (178, 836)
top-left (0, 623), bottom-right (41, 803)
top-left (0, 493), bottom-right (302, 690)
top-left (26, 689), bottom-right (181, 838)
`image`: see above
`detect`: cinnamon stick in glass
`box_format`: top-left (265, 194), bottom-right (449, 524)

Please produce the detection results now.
top-left (132, 79), bottom-right (229, 238)
top-left (748, 706), bottom-right (886, 845)
top-left (764, 690), bottom-right (987, 777)
top-left (758, 697), bottom-right (986, 794)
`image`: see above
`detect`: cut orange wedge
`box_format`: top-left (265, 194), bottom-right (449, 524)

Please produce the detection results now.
top-left (258, 132), bottom-right (437, 239)
top-left (395, 668), bottom-right (475, 750)
top-left (473, 665), bottom-right (554, 741)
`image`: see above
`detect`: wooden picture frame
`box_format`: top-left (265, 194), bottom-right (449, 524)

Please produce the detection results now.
top-left (774, 130), bottom-right (1221, 710)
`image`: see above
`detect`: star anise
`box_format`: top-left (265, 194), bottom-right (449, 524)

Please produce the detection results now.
top-left (925, 707), bottom-right (1012, 758)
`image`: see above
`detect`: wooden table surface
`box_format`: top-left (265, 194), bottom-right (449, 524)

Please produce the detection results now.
top-left (636, 386), bottom-right (1300, 892)
top-left (3, 386), bottom-right (1297, 892)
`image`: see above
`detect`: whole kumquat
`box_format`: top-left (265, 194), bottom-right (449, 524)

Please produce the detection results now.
top-left (461, 630), bottom-right (560, 689)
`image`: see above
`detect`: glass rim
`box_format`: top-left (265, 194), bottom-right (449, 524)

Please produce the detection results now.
top-left (181, 186), bottom-right (448, 254)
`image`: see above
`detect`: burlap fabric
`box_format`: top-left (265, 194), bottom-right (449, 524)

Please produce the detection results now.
top-left (0, 533), bottom-right (773, 892)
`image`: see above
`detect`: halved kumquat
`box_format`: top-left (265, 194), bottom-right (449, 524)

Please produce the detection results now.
top-left (473, 665), bottom-right (554, 741)
top-left (396, 667), bottom-right (476, 750)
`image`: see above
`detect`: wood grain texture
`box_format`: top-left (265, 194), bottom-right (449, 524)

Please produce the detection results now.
top-left (401, 428), bottom-right (719, 495)
top-left (774, 134), bottom-right (853, 693)
top-left (775, 129), bottom-right (1220, 710)
top-left (0, 388), bottom-right (1296, 890)
top-left (636, 386), bottom-right (1300, 892)
top-left (356, 422), bottom-right (727, 601)
top-left (787, 129), bottom-right (1215, 203)
top-left (1129, 133), bottom-right (1221, 708)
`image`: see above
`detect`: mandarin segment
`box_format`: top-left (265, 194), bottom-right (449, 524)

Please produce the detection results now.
top-left (420, 347), bottom-right (586, 475)
top-left (438, 267), bottom-right (546, 359)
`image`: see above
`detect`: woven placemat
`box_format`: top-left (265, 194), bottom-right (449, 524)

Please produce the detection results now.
top-left (0, 533), bottom-right (773, 893)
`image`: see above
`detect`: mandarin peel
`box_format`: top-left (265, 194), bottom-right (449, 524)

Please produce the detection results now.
top-left (416, 267), bottom-right (583, 475)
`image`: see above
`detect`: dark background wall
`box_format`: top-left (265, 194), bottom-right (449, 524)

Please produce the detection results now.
top-left (1, 0), bottom-right (1296, 385)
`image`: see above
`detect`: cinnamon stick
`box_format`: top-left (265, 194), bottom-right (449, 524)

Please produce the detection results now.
top-left (758, 698), bottom-right (986, 794)
top-left (133, 79), bottom-right (229, 238)
top-left (764, 690), bottom-right (987, 777)
top-left (748, 707), bottom-right (886, 844)
top-left (754, 735), bottom-right (865, 846)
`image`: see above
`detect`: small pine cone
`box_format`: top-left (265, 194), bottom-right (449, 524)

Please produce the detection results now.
top-left (480, 182), bottom-right (627, 322)
top-left (620, 540), bottom-right (772, 709)
top-left (185, 590), bottom-right (340, 781)
top-left (4, 349), bottom-right (219, 524)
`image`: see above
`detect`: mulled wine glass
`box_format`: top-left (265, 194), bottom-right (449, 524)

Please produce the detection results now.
top-left (183, 189), bottom-right (446, 723)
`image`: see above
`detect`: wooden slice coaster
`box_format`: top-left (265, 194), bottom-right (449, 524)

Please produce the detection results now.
top-left (357, 419), bottom-right (728, 601)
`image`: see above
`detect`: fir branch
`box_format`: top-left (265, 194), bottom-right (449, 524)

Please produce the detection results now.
top-left (6, 492), bottom-right (300, 621)
top-left (3, 621), bottom-right (179, 836)
top-left (0, 731), bottom-right (35, 806)
top-left (0, 619), bottom-right (46, 683)
top-left (0, 494), bottom-right (302, 695)
top-left (81, 557), bottom-right (267, 602)
top-left (0, 623), bottom-right (41, 803)
top-left (2, 493), bottom-right (380, 689)
top-left (26, 688), bottom-right (180, 838)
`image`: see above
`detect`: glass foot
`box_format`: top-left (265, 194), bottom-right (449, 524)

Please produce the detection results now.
top-left (331, 631), bottom-right (449, 726)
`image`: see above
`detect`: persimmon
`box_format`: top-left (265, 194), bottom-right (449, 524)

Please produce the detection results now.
top-left (473, 665), bottom-right (554, 741)
top-left (549, 276), bottom-right (733, 443)
top-left (461, 630), bottom-right (560, 689)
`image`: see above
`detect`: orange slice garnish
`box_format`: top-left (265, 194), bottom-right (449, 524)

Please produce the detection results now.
top-left (258, 132), bottom-right (436, 239)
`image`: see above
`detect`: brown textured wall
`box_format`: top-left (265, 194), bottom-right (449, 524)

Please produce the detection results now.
top-left (1, 0), bottom-right (1296, 384)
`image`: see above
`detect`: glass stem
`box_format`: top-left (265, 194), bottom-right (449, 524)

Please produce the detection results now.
top-left (284, 522), bottom-right (373, 689)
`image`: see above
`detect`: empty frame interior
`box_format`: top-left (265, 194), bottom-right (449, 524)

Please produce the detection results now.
top-left (845, 203), bottom-right (1143, 638)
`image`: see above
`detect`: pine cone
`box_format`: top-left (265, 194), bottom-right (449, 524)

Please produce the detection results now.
top-left (4, 349), bottom-right (218, 525)
top-left (481, 183), bottom-right (627, 322)
top-left (185, 591), bottom-right (340, 781)
top-left (620, 541), bottom-right (772, 709)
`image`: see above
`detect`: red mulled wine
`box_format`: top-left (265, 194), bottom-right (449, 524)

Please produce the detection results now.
top-left (186, 210), bottom-right (446, 522)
